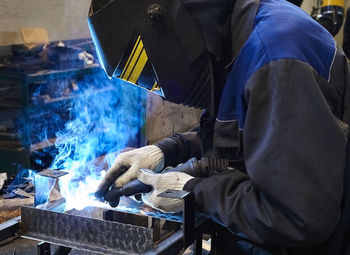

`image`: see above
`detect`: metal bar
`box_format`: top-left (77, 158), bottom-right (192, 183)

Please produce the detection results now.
top-left (34, 174), bottom-right (56, 207)
top-left (53, 246), bottom-right (72, 255)
top-left (158, 190), bottom-right (195, 247)
top-left (194, 235), bottom-right (203, 255)
top-left (34, 169), bottom-right (66, 208)
top-left (102, 209), bottom-right (114, 221)
top-left (0, 132), bottom-right (20, 141)
top-left (103, 209), bottom-right (179, 245)
top-left (103, 209), bottom-right (149, 227)
top-left (37, 169), bottom-right (68, 178)
top-left (21, 206), bottom-right (154, 254)
top-left (144, 230), bottom-right (184, 255)
top-left (183, 192), bottom-right (195, 247)
top-left (0, 216), bottom-right (20, 242)
top-left (37, 242), bottom-right (50, 255)
top-left (27, 64), bottom-right (101, 82)
top-left (152, 218), bottom-right (161, 243)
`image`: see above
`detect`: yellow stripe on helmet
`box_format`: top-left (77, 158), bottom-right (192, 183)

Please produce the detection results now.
top-left (127, 48), bottom-right (148, 83)
top-left (120, 36), bottom-right (149, 84)
top-left (121, 36), bottom-right (141, 79)
top-left (151, 82), bottom-right (160, 91)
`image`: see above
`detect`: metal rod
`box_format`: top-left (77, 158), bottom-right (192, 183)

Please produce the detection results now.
top-left (37, 242), bottom-right (50, 255)
top-left (53, 246), bottom-right (72, 255)
top-left (194, 234), bottom-right (203, 255)
top-left (144, 230), bottom-right (184, 255)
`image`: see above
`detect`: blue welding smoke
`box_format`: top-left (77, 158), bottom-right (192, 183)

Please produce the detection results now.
top-left (48, 70), bottom-right (146, 210)
top-left (10, 60), bottom-right (182, 220)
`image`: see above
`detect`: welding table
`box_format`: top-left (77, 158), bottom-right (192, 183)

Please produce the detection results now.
top-left (0, 190), bottom-right (212, 255)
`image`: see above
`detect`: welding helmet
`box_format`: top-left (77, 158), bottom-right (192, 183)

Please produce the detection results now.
top-left (87, 0), bottom-right (225, 109)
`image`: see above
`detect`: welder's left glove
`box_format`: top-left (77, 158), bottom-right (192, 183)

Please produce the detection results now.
top-left (137, 168), bottom-right (193, 213)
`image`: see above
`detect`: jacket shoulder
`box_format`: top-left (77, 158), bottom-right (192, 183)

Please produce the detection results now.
top-left (252, 0), bottom-right (336, 80)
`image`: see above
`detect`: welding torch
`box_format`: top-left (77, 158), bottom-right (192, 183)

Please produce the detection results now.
top-left (99, 157), bottom-right (238, 208)
top-left (100, 166), bottom-right (185, 208)
top-left (103, 179), bottom-right (152, 207)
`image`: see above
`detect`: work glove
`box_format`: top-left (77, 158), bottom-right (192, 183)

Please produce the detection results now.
top-left (95, 145), bottom-right (164, 198)
top-left (137, 157), bottom-right (232, 212)
top-left (137, 168), bottom-right (194, 213)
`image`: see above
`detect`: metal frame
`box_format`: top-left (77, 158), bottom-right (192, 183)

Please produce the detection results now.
top-left (21, 206), bottom-right (155, 254)
top-left (157, 189), bottom-right (212, 255)
top-left (0, 189), bottom-right (213, 255)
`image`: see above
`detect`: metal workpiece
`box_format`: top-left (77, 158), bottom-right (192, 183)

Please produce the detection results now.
top-left (20, 205), bottom-right (183, 254)
top-left (37, 242), bottom-right (51, 255)
top-left (103, 210), bottom-right (180, 244)
top-left (143, 230), bottom-right (184, 255)
top-left (37, 169), bottom-right (68, 178)
top-left (34, 169), bottom-right (67, 207)
top-left (16, 190), bottom-right (211, 254)
top-left (21, 206), bottom-right (155, 254)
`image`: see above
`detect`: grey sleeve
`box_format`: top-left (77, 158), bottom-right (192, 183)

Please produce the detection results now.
top-left (184, 59), bottom-right (349, 247)
top-left (155, 131), bottom-right (201, 167)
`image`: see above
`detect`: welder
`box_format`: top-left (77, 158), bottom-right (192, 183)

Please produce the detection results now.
top-left (88, 0), bottom-right (350, 254)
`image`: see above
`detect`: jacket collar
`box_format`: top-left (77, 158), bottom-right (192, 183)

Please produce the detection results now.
top-left (230, 0), bottom-right (260, 64)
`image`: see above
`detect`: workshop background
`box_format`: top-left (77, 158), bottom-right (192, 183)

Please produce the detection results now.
top-left (0, 0), bottom-right (201, 173)
top-left (0, 0), bottom-right (202, 254)
top-left (0, 0), bottom-right (349, 254)
top-left (0, 0), bottom-right (349, 50)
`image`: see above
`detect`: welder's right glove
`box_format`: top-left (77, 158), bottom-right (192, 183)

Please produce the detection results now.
top-left (137, 157), bottom-right (232, 212)
top-left (95, 145), bottom-right (164, 198)
top-left (137, 168), bottom-right (194, 213)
